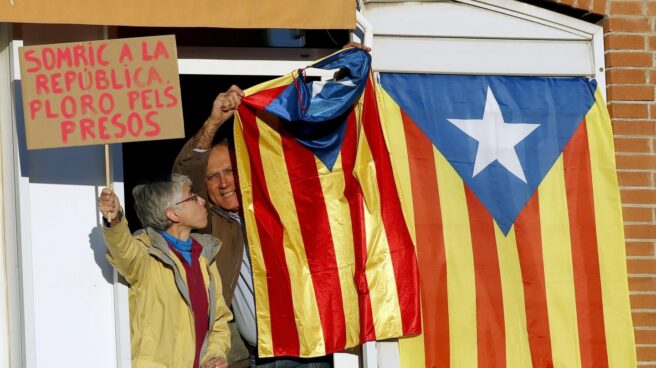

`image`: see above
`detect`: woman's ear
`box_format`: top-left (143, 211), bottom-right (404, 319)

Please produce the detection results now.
top-left (165, 208), bottom-right (180, 223)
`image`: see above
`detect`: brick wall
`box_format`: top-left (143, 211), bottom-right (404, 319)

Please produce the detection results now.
top-left (548, 0), bottom-right (656, 365)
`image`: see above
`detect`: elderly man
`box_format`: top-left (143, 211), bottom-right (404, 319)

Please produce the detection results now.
top-left (173, 87), bottom-right (332, 368)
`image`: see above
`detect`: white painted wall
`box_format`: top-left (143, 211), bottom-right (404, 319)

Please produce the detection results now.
top-left (0, 23), bottom-right (22, 368)
top-left (365, 0), bottom-right (602, 77)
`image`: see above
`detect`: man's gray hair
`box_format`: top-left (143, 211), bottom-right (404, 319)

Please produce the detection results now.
top-left (132, 174), bottom-right (192, 231)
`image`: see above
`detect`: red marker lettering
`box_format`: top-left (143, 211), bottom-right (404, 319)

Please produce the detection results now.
top-left (133, 67), bottom-right (144, 88)
top-left (144, 111), bottom-right (160, 137)
top-left (55, 48), bottom-right (72, 69)
top-left (118, 43), bottom-right (133, 63)
top-left (61, 96), bottom-right (77, 119)
top-left (127, 112), bottom-right (143, 137)
top-left (97, 43), bottom-right (109, 66)
top-left (141, 90), bottom-right (153, 109)
top-left (141, 42), bottom-right (153, 61)
top-left (72, 45), bottom-right (88, 68)
top-left (35, 74), bottom-right (50, 95)
top-left (45, 100), bottom-right (59, 118)
top-left (28, 100), bottom-right (42, 120)
top-left (127, 90), bottom-right (140, 110)
top-left (146, 67), bottom-right (163, 86)
top-left (80, 118), bottom-right (95, 140)
top-left (99, 93), bottom-right (115, 115)
top-left (64, 71), bottom-right (77, 92)
top-left (163, 85), bottom-right (178, 107)
top-left (111, 113), bottom-right (127, 138)
top-left (50, 73), bottom-right (63, 94)
top-left (42, 48), bottom-right (56, 71)
top-left (152, 41), bottom-right (170, 60)
top-left (98, 116), bottom-right (110, 140)
top-left (152, 89), bottom-right (165, 109)
top-left (80, 94), bottom-right (97, 115)
top-left (95, 69), bottom-right (109, 90)
top-left (60, 120), bottom-right (76, 143)
top-left (23, 50), bottom-right (42, 73)
top-left (110, 69), bottom-right (123, 89)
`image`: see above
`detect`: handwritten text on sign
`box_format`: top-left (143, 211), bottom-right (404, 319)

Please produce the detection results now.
top-left (19, 35), bottom-right (184, 149)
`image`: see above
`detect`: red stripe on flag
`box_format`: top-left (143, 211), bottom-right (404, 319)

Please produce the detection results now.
top-left (465, 188), bottom-right (506, 368)
top-left (563, 119), bottom-right (609, 367)
top-left (362, 80), bottom-right (421, 335)
top-left (243, 85), bottom-right (288, 111)
top-left (341, 112), bottom-right (376, 342)
top-left (279, 122), bottom-right (347, 354)
top-left (238, 105), bottom-right (300, 356)
top-left (514, 193), bottom-right (554, 368)
top-left (402, 110), bottom-right (450, 368)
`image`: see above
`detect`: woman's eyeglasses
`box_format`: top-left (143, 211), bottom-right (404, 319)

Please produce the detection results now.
top-left (175, 192), bottom-right (199, 206)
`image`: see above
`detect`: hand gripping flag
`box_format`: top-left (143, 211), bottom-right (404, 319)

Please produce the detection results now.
top-left (233, 49), bottom-right (421, 358)
top-left (376, 74), bottom-right (636, 368)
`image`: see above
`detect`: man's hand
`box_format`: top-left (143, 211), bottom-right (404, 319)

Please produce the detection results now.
top-left (192, 85), bottom-right (245, 150)
top-left (98, 187), bottom-right (120, 224)
top-left (207, 85), bottom-right (245, 126)
top-left (343, 41), bottom-right (371, 52)
top-left (201, 357), bottom-right (228, 368)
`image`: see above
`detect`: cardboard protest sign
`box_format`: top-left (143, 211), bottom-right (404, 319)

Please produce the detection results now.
top-left (19, 35), bottom-right (184, 149)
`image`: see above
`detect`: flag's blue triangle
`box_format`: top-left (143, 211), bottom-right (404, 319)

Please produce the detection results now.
top-left (264, 48), bottom-right (371, 170)
top-left (380, 74), bottom-right (597, 234)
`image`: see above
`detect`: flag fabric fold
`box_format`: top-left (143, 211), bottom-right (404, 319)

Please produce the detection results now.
top-left (376, 74), bottom-right (636, 368)
top-left (233, 49), bottom-right (421, 358)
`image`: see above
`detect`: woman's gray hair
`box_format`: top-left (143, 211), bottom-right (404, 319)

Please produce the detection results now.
top-left (131, 174), bottom-right (192, 231)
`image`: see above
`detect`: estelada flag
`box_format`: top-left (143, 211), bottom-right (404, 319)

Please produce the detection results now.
top-left (233, 49), bottom-right (421, 358)
top-left (376, 74), bottom-right (636, 367)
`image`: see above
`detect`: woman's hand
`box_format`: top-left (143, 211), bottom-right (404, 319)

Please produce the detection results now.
top-left (98, 187), bottom-right (120, 224)
top-left (201, 356), bottom-right (228, 368)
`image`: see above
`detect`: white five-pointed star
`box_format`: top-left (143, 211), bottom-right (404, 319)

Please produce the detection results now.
top-left (311, 79), bottom-right (356, 98)
top-left (447, 87), bottom-right (540, 183)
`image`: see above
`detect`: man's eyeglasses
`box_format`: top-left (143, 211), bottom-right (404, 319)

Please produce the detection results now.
top-left (175, 192), bottom-right (199, 206)
top-left (206, 168), bottom-right (236, 183)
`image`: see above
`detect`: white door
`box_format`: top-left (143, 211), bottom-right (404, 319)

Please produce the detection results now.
top-left (0, 24), bottom-right (130, 368)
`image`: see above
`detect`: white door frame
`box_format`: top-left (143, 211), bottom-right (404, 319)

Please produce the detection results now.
top-left (0, 24), bottom-right (25, 368)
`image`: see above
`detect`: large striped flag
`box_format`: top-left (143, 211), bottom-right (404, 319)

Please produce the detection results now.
top-left (376, 74), bottom-right (637, 368)
top-left (233, 49), bottom-right (421, 358)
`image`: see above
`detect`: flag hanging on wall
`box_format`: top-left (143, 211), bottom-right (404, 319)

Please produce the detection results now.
top-left (377, 74), bottom-right (636, 368)
top-left (233, 49), bottom-right (421, 358)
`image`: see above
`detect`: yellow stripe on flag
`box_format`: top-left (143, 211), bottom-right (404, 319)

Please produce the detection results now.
top-left (538, 157), bottom-right (581, 367)
top-left (355, 129), bottom-right (404, 338)
top-left (375, 83), bottom-right (425, 368)
top-left (586, 90), bottom-right (637, 368)
top-left (375, 83), bottom-right (416, 244)
top-left (244, 74), bottom-right (294, 96)
top-left (256, 117), bottom-right (325, 356)
top-left (233, 117), bottom-right (274, 356)
top-left (315, 156), bottom-right (361, 349)
top-left (399, 333), bottom-right (426, 368)
top-left (435, 149), bottom-right (477, 368)
top-left (494, 225), bottom-right (534, 368)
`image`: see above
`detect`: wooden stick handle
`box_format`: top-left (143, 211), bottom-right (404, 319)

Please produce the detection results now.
top-left (105, 144), bottom-right (111, 188)
top-left (104, 144), bottom-right (114, 222)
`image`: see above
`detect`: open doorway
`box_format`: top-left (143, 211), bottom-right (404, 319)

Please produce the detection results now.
top-left (122, 74), bottom-right (270, 231)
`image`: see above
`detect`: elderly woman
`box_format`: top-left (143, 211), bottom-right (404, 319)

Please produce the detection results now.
top-left (98, 174), bottom-right (231, 368)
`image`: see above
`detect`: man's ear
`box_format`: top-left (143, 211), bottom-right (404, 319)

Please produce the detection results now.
top-left (165, 208), bottom-right (180, 223)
